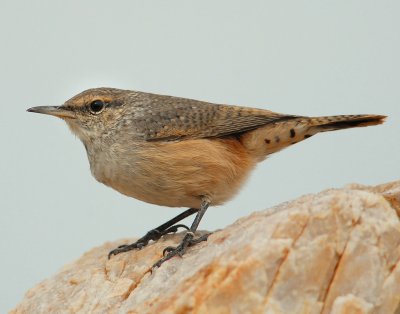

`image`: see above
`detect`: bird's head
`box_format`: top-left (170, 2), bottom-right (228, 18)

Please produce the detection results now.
top-left (27, 88), bottom-right (133, 143)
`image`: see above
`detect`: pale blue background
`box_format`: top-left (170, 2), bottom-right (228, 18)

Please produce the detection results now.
top-left (1, 1), bottom-right (399, 312)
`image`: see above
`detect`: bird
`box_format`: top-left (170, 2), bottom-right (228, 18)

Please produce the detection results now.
top-left (27, 87), bottom-right (386, 268)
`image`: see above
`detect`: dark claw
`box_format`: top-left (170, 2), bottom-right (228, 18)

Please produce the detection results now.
top-left (152, 232), bottom-right (211, 269)
top-left (162, 246), bottom-right (175, 256)
top-left (108, 247), bottom-right (127, 259)
top-left (162, 224), bottom-right (190, 235)
top-left (108, 225), bottom-right (194, 259)
top-left (188, 233), bottom-right (210, 245)
top-left (108, 235), bottom-right (154, 259)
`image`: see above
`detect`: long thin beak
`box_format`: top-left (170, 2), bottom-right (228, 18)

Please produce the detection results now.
top-left (27, 106), bottom-right (76, 119)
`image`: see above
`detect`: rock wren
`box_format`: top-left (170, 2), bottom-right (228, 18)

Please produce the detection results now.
top-left (27, 88), bottom-right (386, 268)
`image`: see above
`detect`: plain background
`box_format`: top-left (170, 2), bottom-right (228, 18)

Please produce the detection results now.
top-left (1, 0), bottom-right (399, 311)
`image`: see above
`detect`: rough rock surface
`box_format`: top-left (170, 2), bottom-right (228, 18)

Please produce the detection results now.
top-left (11, 182), bottom-right (400, 314)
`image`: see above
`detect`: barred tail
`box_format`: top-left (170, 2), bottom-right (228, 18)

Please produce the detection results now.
top-left (240, 114), bottom-right (386, 161)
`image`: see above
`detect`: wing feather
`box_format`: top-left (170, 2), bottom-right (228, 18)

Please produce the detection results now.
top-left (127, 92), bottom-right (298, 141)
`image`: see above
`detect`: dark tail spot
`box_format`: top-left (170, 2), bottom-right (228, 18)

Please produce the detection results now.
top-left (275, 136), bottom-right (280, 143)
top-left (290, 129), bottom-right (295, 138)
top-left (265, 139), bottom-right (271, 144)
top-left (304, 134), bottom-right (312, 139)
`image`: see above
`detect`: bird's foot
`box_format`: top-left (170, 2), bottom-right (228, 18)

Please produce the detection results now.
top-left (152, 232), bottom-right (210, 269)
top-left (108, 224), bottom-right (190, 259)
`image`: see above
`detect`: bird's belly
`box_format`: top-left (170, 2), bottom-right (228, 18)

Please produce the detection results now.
top-left (91, 138), bottom-right (256, 209)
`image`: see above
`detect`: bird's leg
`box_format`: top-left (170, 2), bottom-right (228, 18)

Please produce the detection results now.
top-left (152, 197), bottom-right (211, 269)
top-left (108, 207), bottom-right (198, 259)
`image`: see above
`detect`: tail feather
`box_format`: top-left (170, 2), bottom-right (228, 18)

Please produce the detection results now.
top-left (240, 114), bottom-right (386, 161)
top-left (311, 114), bottom-right (386, 132)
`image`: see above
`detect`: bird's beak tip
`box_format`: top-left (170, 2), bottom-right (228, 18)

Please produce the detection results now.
top-left (26, 106), bottom-right (55, 114)
top-left (26, 106), bottom-right (76, 119)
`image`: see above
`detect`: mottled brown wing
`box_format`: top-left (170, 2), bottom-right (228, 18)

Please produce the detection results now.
top-left (130, 92), bottom-right (298, 141)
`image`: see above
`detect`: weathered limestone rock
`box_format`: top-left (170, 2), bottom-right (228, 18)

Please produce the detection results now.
top-left (11, 182), bottom-right (400, 314)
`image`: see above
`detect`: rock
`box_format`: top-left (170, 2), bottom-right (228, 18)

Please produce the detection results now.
top-left (11, 182), bottom-right (400, 314)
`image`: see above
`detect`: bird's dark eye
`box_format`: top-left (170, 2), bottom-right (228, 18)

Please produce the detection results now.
top-left (89, 100), bottom-right (105, 114)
